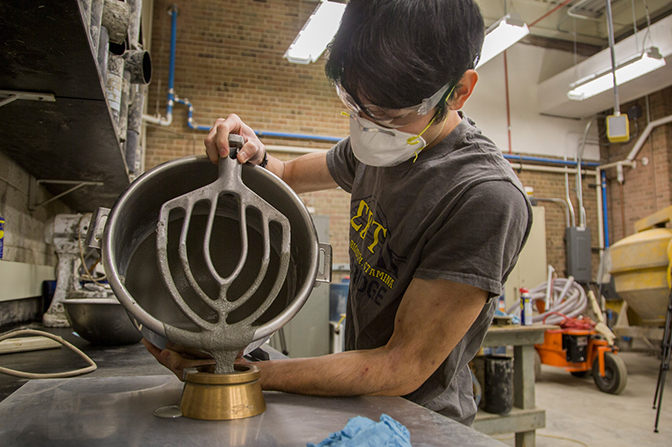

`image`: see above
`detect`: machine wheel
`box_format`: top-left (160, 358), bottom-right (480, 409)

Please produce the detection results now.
top-left (570, 371), bottom-right (588, 378)
top-left (592, 352), bottom-right (627, 395)
top-left (534, 349), bottom-right (542, 382)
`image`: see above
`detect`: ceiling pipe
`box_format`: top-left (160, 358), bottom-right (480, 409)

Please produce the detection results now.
top-left (626, 114), bottom-right (672, 162)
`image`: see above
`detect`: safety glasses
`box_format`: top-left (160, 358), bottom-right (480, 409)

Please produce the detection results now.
top-left (335, 83), bottom-right (452, 128)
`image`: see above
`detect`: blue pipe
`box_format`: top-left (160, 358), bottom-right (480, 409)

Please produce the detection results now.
top-left (161, 5), bottom-right (604, 165)
top-left (503, 154), bottom-right (600, 168)
top-left (601, 170), bottom-right (610, 248)
top-left (255, 130), bottom-right (342, 143)
top-left (167, 5), bottom-right (178, 115)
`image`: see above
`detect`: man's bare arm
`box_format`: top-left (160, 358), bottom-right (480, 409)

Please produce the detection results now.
top-left (255, 278), bottom-right (488, 396)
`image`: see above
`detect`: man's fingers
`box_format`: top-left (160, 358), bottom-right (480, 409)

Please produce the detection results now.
top-left (142, 339), bottom-right (215, 382)
top-left (165, 341), bottom-right (213, 359)
top-left (237, 141), bottom-right (263, 164)
top-left (204, 125), bottom-right (220, 164)
top-left (162, 349), bottom-right (216, 373)
top-left (213, 114), bottom-right (245, 158)
top-left (204, 114), bottom-right (265, 166)
top-left (142, 338), bottom-right (163, 358)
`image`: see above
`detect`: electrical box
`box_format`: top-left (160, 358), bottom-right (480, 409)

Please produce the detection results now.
top-left (566, 226), bottom-right (592, 283)
top-left (606, 114), bottom-right (629, 143)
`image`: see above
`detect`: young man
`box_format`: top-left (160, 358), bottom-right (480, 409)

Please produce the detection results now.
top-left (145, 0), bottom-right (532, 425)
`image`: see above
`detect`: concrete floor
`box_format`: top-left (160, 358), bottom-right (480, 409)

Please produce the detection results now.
top-left (494, 350), bottom-right (672, 447)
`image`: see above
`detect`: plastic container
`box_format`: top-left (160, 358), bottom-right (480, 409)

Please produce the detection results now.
top-left (329, 278), bottom-right (350, 322)
top-left (520, 288), bottom-right (533, 326)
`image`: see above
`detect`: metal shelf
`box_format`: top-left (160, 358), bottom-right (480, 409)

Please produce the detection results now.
top-left (0, 0), bottom-right (130, 212)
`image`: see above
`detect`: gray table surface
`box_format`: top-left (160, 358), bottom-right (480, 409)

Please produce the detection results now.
top-left (0, 374), bottom-right (505, 446)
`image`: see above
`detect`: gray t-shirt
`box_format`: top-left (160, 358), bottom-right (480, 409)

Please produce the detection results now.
top-left (326, 113), bottom-right (532, 425)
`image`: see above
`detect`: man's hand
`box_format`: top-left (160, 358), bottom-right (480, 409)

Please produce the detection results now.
top-left (142, 339), bottom-right (216, 381)
top-left (204, 114), bottom-right (265, 166)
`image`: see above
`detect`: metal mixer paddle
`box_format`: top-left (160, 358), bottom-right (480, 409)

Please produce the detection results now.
top-left (155, 134), bottom-right (291, 375)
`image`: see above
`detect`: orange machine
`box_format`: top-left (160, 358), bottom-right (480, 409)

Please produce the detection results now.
top-left (534, 314), bottom-right (627, 395)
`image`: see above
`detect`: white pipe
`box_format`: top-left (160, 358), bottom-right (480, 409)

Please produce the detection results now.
top-left (265, 145), bottom-right (327, 155)
top-left (142, 112), bottom-right (173, 126)
top-left (626, 114), bottom-right (672, 162)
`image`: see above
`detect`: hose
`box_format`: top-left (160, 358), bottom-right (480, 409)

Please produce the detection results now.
top-left (507, 277), bottom-right (587, 325)
top-left (0, 329), bottom-right (97, 379)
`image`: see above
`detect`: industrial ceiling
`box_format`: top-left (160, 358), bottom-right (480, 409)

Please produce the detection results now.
top-left (478, 0), bottom-right (672, 48)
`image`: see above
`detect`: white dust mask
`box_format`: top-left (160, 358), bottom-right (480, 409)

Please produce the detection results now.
top-left (347, 113), bottom-right (433, 167)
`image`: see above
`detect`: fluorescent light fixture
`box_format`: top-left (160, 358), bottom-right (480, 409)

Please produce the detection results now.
top-left (568, 47), bottom-right (666, 101)
top-left (284, 0), bottom-right (346, 64)
top-left (476, 14), bottom-right (530, 69)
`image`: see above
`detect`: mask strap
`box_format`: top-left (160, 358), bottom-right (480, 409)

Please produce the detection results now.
top-left (408, 84), bottom-right (458, 162)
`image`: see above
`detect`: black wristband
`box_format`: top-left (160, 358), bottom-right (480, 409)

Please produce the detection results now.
top-left (259, 150), bottom-right (269, 168)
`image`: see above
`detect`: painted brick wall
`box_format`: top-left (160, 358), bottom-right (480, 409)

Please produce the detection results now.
top-left (600, 86), bottom-right (672, 243)
top-left (145, 0), bottom-right (605, 283)
top-left (0, 151), bottom-right (71, 266)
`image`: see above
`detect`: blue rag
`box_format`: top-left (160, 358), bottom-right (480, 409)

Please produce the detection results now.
top-left (495, 309), bottom-right (520, 324)
top-left (307, 414), bottom-right (411, 447)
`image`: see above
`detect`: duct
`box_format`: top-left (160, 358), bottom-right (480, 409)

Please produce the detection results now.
top-left (120, 50), bottom-right (151, 147)
top-left (122, 50), bottom-right (152, 85)
top-left (127, 85), bottom-right (145, 135)
top-left (96, 26), bottom-right (109, 85)
top-left (89, 0), bottom-right (104, 57)
top-left (101, 0), bottom-right (131, 45)
top-left (77, 0), bottom-right (91, 28)
top-left (125, 129), bottom-right (139, 172)
top-left (105, 55), bottom-right (124, 124)
top-left (127, 0), bottom-right (142, 49)
top-left (109, 40), bottom-right (126, 56)
top-left (118, 71), bottom-right (131, 141)
top-left (126, 84), bottom-right (144, 173)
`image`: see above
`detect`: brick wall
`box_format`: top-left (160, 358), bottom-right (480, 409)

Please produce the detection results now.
top-left (146, 0), bottom-right (351, 272)
top-left (517, 168), bottom-right (601, 279)
top-left (600, 86), bottom-right (672, 243)
top-left (145, 0), bottom-right (610, 283)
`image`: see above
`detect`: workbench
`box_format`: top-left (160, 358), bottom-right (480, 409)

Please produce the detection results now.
top-left (0, 375), bottom-right (507, 447)
top-left (0, 326), bottom-right (506, 447)
top-left (473, 324), bottom-right (557, 447)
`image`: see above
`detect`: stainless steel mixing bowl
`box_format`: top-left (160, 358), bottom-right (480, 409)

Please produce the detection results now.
top-left (89, 156), bottom-right (330, 350)
top-left (63, 297), bottom-right (143, 345)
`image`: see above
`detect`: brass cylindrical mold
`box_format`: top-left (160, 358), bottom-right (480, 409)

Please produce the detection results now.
top-left (179, 364), bottom-right (266, 420)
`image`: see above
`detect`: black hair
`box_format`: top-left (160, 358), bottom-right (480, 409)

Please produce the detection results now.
top-left (325, 0), bottom-right (484, 121)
